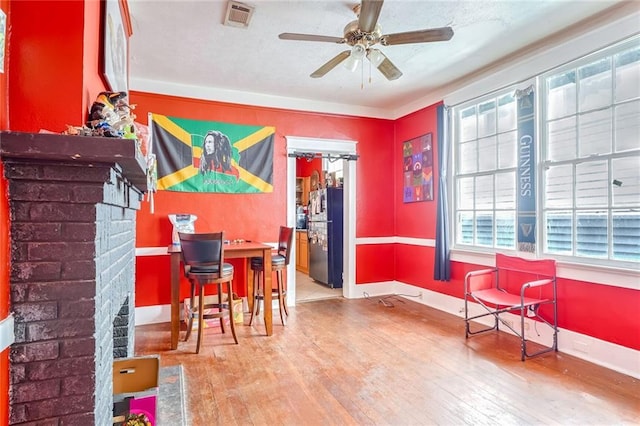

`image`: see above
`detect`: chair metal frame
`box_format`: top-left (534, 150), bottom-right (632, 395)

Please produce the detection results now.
top-left (179, 231), bottom-right (238, 353)
top-left (249, 226), bottom-right (294, 326)
top-left (464, 253), bottom-right (558, 361)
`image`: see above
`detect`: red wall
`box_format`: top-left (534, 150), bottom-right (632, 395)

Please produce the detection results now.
top-left (130, 92), bottom-right (396, 306)
top-left (297, 158), bottom-right (323, 188)
top-left (393, 103), bottom-right (640, 351)
top-left (0, 1), bottom-right (10, 423)
top-left (1, 1), bottom-right (111, 422)
top-left (0, 13), bottom-right (636, 425)
top-left (0, 0), bottom-right (7, 128)
top-left (8, 1), bottom-right (88, 131)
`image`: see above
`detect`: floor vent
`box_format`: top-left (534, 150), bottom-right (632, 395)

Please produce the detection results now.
top-left (224, 1), bottom-right (254, 28)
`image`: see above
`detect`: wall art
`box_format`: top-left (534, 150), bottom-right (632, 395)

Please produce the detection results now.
top-left (403, 132), bottom-right (433, 203)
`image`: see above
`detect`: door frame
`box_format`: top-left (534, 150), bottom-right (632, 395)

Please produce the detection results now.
top-left (285, 136), bottom-right (358, 305)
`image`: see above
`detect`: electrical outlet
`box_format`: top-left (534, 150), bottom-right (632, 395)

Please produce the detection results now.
top-left (573, 340), bottom-right (589, 353)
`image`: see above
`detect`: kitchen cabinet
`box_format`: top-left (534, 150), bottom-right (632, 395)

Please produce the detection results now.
top-left (296, 230), bottom-right (309, 274)
top-left (296, 176), bottom-right (310, 206)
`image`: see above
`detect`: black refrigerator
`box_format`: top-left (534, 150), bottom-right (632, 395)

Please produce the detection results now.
top-left (308, 187), bottom-right (343, 288)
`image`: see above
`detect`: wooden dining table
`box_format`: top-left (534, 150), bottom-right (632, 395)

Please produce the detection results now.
top-left (168, 240), bottom-right (274, 350)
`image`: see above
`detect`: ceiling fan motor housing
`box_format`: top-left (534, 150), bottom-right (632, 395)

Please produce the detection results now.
top-left (343, 20), bottom-right (381, 48)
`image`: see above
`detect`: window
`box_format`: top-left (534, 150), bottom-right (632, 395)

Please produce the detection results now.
top-left (454, 91), bottom-right (518, 250)
top-left (542, 40), bottom-right (640, 263)
top-left (452, 36), bottom-right (640, 267)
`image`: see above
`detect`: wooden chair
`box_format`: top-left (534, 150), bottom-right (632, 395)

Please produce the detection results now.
top-left (179, 231), bottom-right (238, 354)
top-left (249, 226), bottom-right (294, 326)
top-left (464, 253), bottom-right (558, 360)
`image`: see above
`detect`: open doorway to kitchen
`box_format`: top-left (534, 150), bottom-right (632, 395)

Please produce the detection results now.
top-left (285, 136), bottom-right (357, 306)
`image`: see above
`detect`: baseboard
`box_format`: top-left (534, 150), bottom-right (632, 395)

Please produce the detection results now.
top-left (134, 297), bottom-right (252, 327)
top-left (0, 314), bottom-right (14, 352)
top-left (393, 281), bottom-right (640, 380)
top-left (135, 283), bottom-right (639, 379)
top-left (135, 304), bottom-right (172, 325)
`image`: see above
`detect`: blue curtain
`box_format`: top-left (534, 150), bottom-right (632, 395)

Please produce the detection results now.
top-left (434, 104), bottom-right (451, 281)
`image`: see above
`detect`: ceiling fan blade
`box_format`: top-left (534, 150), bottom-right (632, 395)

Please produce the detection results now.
top-left (310, 51), bottom-right (351, 78)
top-left (358, 0), bottom-right (384, 33)
top-left (367, 50), bottom-right (402, 81)
top-left (381, 27), bottom-right (454, 46)
top-left (279, 33), bottom-right (346, 44)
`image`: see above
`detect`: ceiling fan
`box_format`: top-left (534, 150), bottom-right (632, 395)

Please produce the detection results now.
top-left (278, 0), bottom-right (454, 81)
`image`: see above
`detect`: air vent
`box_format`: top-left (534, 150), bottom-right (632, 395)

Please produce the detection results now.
top-left (223, 1), bottom-right (254, 28)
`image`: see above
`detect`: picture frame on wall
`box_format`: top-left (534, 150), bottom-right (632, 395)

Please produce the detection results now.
top-left (102, 0), bottom-right (128, 94)
top-left (0, 9), bottom-right (6, 73)
top-left (403, 133), bottom-right (434, 203)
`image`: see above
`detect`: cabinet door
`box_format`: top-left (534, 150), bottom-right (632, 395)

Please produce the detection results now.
top-left (301, 177), bottom-right (310, 206)
top-left (299, 233), bottom-right (309, 274)
top-left (295, 232), bottom-right (302, 269)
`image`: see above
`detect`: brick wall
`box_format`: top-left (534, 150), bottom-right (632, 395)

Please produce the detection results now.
top-left (4, 159), bottom-right (142, 425)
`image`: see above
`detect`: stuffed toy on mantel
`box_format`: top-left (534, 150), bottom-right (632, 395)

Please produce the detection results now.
top-left (86, 91), bottom-right (134, 137)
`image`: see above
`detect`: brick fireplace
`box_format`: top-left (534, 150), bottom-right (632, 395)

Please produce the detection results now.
top-left (0, 132), bottom-right (147, 425)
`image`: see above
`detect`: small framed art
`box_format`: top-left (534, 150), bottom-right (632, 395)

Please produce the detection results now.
top-left (102, 0), bottom-right (128, 93)
top-left (402, 133), bottom-right (433, 203)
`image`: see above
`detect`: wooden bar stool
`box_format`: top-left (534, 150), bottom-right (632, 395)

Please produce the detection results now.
top-left (249, 226), bottom-right (294, 326)
top-left (179, 231), bottom-right (238, 354)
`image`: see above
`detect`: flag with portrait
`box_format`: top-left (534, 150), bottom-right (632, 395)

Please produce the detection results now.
top-left (149, 113), bottom-right (274, 193)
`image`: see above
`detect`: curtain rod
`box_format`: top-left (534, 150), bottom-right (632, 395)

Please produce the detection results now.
top-left (288, 152), bottom-right (359, 162)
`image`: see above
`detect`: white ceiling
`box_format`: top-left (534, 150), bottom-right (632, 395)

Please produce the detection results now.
top-left (127, 0), bottom-right (622, 119)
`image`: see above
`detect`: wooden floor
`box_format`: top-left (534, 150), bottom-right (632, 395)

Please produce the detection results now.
top-left (134, 297), bottom-right (639, 425)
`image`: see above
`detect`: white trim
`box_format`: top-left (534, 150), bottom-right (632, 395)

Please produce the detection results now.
top-left (0, 314), bottom-right (15, 352)
top-left (349, 237), bottom-right (639, 289)
top-left (286, 136), bottom-right (358, 304)
top-left (135, 246), bottom-right (169, 257)
top-left (130, 77), bottom-right (392, 120)
top-left (392, 282), bottom-right (640, 379)
top-left (134, 282), bottom-right (638, 379)
top-left (355, 236), bottom-right (396, 245)
top-left (286, 136), bottom-right (358, 155)
top-left (395, 237), bottom-right (435, 247)
top-left (342, 158), bottom-right (357, 300)
top-left (135, 287), bottom-right (639, 379)
top-left (355, 236), bottom-right (436, 246)
top-left (451, 248), bottom-right (640, 290)
top-left (135, 304), bottom-right (172, 325)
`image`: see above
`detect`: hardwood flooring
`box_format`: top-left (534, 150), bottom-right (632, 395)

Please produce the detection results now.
top-left (134, 297), bottom-right (639, 425)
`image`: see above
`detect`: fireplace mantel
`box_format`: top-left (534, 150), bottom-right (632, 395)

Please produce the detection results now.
top-left (1, 131), bottom-right (146, 424)
top-left (0, 131), bottom-right (147, 192)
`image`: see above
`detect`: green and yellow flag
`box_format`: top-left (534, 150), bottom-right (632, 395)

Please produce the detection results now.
top-left (149, 113), bottom-right (275, 193)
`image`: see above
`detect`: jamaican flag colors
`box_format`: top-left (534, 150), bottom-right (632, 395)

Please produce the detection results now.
top-left (149, 113), bottom-right (275, 193)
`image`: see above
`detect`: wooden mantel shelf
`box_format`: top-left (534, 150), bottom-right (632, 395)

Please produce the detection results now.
top-left (0, 131), bottom-right (147, 192)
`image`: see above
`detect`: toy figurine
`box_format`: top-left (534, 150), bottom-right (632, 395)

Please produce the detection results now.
top-left (86, 91), bottom-right (133, 137)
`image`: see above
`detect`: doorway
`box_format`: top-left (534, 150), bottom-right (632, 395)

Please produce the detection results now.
top-left (285, 136), bottom-right (358, 306)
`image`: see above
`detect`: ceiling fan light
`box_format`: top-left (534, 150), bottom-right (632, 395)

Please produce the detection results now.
top-left (351, 43), bottom-right (366, 60)
top-left (343, 55), bottom-right (359, 72)
top-left (344, 43), bottom-right (366, 72)
top-left (368, 49), bottom-right (385, 67)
